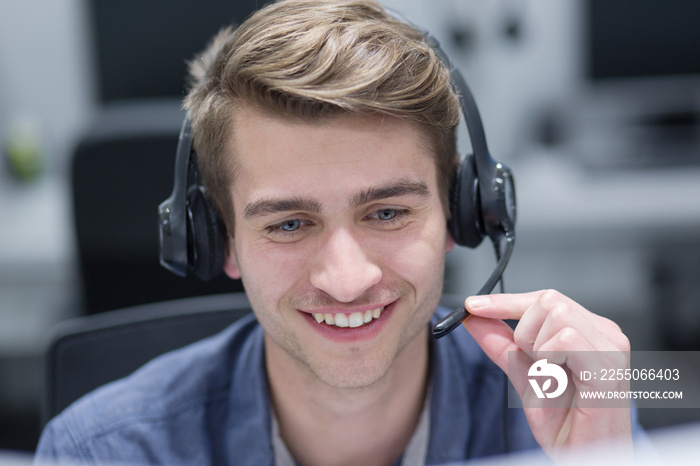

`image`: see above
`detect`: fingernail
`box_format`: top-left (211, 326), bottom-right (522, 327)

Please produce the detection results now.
top-left (466, 296), bottom-right (491, 309)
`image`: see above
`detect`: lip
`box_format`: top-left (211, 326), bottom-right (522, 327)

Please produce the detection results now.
top-left (300, 301), bottom-right (396, 343)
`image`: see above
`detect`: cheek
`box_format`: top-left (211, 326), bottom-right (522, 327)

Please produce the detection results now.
top-left (375, 218), bottom-right (448, 288)
top-left (235, 236), bottom-right (312, 302)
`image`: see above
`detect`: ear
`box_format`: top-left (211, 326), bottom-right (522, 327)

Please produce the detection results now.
top-left (445, 230), bottom-right (456, 253)
top-left (223, 235), bottom-right (242, 279)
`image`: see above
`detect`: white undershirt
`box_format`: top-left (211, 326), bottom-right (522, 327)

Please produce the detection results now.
top-left (271, 386), bottom-right (431, 466)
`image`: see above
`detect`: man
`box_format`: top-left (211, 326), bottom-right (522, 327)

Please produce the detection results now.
top-left (36, 1), bottom-right (640, 464)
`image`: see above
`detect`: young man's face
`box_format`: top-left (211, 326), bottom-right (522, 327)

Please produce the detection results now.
top-left (224, 106), bottom-right (454, 389)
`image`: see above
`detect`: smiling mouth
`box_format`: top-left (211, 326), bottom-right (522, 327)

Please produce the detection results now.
top-left (311, 306), bottom-right (385, 328)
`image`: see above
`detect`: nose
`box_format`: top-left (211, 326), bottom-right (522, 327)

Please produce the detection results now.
top-left (309, 228), bottom-right (382, 303)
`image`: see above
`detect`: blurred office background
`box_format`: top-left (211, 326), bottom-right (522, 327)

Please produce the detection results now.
top-left (1, 0), bottom-right (699, 454)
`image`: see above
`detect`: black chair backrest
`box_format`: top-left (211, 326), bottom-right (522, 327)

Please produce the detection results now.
top-left (71, 101), bottom-right (242, 314)
top-left (43, 292), bottom-right (252, 425)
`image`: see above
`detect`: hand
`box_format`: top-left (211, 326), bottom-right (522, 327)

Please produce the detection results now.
top-left (462, 290), bottom-right (633, 459)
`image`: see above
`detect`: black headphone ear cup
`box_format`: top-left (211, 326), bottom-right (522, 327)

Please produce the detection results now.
top-left (449, 153), bottom-right (486, 248)
top-left (186, 186), bottom-right (227, 281)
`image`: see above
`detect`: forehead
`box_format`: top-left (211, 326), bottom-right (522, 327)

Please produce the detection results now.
top-left (228, 107), bottom-right (437, 193)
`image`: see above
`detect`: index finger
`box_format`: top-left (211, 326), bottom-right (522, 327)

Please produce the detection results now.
top-left (464, 290), bottom-right (547, 320)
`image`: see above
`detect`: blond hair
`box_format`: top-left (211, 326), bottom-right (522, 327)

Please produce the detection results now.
top-left (184, 0), bottom-right (460, 231)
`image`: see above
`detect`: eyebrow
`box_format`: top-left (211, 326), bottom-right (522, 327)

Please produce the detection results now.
top-left (243, 197), bottom-right (322, 219)
top-left (351, 179), bottom-right (430, 207)
top-left (242, 179), bottom-right (430, 220)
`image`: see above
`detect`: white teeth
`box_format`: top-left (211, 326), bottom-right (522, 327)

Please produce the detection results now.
top-left (312, 307), bottom-right (385, 328)
top-left (334, 313), bottom-right (349, 327)
top-left (348, 312), bottom-right (364, 328)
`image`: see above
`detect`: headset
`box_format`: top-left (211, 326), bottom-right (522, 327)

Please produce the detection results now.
top-left (158, 9), bottom-right (517, 341)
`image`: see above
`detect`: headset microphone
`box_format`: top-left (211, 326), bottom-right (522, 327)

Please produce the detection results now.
top-left (432, 231), bottom-right (514, 338)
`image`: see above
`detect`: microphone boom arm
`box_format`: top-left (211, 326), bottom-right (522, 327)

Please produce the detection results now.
top-left (432, 231), bottom-right (515, 339)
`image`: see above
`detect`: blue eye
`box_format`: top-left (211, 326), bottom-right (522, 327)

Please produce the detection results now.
top-left (376, 209), bottom-right (397, 221)
top-left (265, 218), bottom-right (312, 241)
top-left (279, 219), bottom-right (302, 232)
top-left (368, 208), bottom-right (409, 226)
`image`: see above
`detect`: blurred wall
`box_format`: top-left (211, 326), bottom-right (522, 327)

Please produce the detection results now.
top-left (0, 0), bottom-right (94, 173)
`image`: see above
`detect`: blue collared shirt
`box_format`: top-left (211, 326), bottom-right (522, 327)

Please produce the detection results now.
top-left (35, 307), bottom-right (636, 464)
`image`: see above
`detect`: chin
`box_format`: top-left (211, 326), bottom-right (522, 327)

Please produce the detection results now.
top-left (311, 358), bottom-right (395, 390)
top-left (306, 328), bottom-right (424, 390)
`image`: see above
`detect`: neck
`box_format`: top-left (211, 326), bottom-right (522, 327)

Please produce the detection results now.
top-left (265, 329), bottom-right (430, 466)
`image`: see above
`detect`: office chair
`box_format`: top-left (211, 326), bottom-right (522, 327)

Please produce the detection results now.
top-left (42, 292), bottom-right (252, 426)
top-left (72, 0), bottom-right (262, 314)
top-left (71, 100), bottom-right (243, 314)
